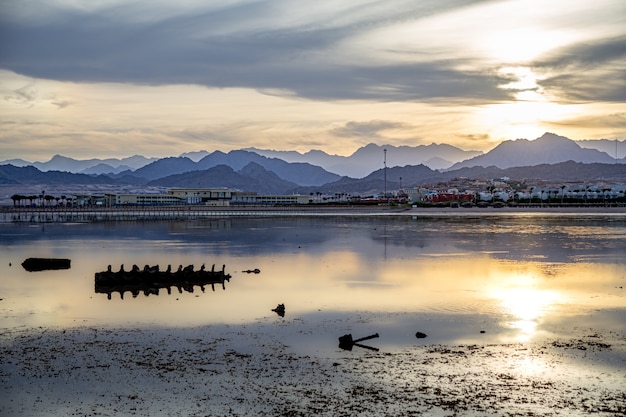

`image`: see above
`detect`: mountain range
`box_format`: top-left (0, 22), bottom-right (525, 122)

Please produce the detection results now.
top-left (3, 133), bottom-right (624, 177)
top-left (450, 133), bottom-right (620, 169)
top-left (1, 133), bottom-right (625, 196)
top-left (2, 154), bottom-right (158, 175)
top-left (241, 142), bottom-right (482, 176)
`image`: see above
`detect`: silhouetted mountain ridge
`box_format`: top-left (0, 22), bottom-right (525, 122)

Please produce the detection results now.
top-left (3, 133), bottom-right (624, 178)
top-left (246, 142), bottom-right (481, 176)
top-left (0, 165), bottom-right (132, 185)
top-left (2, 160), bottom-right (626, 196)
top-left (2, 133), bottom-right (626, 197)
top-left (450, 133), bottom-right (620, 169)
top-left (147, 163), bottom-right (299, 195)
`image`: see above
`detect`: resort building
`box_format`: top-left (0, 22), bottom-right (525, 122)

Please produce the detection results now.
top-left (74, 194), bottom-right (107, 206)
top-left (408, 187), bottom-right (475, 203)
top-left (230, 194), bottom-right (311, 206)
top-left (104, 193), bottom-right (184, 206)
top-left (95, 188), bottom-right (311, 207)
top-left (167, 188), bottom-right (232, 206)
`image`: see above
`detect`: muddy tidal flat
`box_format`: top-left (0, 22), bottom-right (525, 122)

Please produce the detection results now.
top-left (1, 316), bottom-right (625, 417)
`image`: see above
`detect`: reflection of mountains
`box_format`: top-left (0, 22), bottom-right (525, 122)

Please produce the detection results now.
top-left (95, 264), bottom-right (231, 300)
top-left (368, 217), bottom-right (625, 263)
top-left (4, 218), bottom-right (334, 255)
top-left (5, 216), bottom-right (623, 263)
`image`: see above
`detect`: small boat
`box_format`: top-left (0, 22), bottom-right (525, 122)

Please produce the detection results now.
top-left (22, 258), bottom-right (71, 272)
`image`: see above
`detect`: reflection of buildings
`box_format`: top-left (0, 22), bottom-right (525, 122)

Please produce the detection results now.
top-left (94, 264), bottom-right (232, 300)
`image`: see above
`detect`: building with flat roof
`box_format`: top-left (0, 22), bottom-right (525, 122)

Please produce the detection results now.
top-left (75, 188), bottom-right (311, 207)
top-left (167, 188), bottom-right (232, 205)
top-left (231, 194), bottom-right (311, 206)
top-left (105, 193), bottom-right (184, 206)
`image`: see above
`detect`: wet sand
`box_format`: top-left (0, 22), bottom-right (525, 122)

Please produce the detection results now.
top-left (1, 316), bottom-right (624, 416)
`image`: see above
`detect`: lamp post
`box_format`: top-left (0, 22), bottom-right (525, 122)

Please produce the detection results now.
top-left (383, 148), bottom-right (387, 203)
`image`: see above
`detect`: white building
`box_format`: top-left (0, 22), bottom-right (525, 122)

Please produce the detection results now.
top-left (167, 188), bottom-right (232, 205)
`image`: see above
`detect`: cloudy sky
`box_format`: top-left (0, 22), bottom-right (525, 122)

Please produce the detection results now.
top-left (1, 0), bottom-right (625, 161)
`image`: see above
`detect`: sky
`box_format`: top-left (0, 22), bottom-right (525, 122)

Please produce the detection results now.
top-left (1, 0), bottom-right (625, 161)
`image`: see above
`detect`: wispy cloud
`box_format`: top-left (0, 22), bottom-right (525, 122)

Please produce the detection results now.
top-left (5, 82), bottom-right (38, 107)
top-left (546, 113), bottom-right (626, 129)
top-left (0, 0), bottom-right (515, 102)
top-left (534, 36), bottom-right (626, 103)
top-left (0, 0), bottom-right (624, 159)
top-left (331, 121), bottom-right (411, 139)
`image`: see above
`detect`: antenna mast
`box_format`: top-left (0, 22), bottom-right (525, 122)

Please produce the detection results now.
top-left (383, 148), bottom-right (387, 202)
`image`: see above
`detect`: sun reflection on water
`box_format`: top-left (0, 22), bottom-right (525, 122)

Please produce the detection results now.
top-left (494, 285), bottom-right (561, 342)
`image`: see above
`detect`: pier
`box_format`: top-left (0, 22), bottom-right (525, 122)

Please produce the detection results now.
top-left (1, 204), bottom-right (624, 223)
top-left (0, 205), bottom-right (409, 223)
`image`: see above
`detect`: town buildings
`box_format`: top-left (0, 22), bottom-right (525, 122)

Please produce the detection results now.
top-left (8, 180), bottom-right (626, 208)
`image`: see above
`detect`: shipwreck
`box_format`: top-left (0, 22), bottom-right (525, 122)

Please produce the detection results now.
top-left (94, 263), bottom-right (231, 300)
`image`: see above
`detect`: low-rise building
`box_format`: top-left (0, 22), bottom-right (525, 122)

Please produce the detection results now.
top-left (231, 193), bottom-right (310, 205)
top-left (167, 188), bottom-right (232, 206)
top-left (105, 193), bottom-right (184, 206)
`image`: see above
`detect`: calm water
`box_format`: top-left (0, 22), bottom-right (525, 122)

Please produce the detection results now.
top-left (1, 214), bottom-right (625, 350)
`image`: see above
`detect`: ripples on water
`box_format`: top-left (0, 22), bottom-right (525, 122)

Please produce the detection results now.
top-left (0, 214), bottom-right (624, 345)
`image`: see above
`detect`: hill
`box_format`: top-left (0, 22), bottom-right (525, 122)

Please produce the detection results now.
top-left (247, 143), bottom-right (482, 177)
top-left (0, 164), bottom-right (126, 185)
top-left (450, 133), bottom-right (619, 169)
top-left (147, 163), bottom-right (299, 195)
top-left (125, 151), bottom-right (340, 186)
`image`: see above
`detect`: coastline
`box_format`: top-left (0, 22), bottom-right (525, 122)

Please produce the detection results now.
top-left (1, 206), bottom-right (625, 415)
top-left (2, 315), bottom-right (625, 416)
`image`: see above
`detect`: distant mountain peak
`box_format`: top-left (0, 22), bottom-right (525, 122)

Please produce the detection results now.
top-left (450, 132), bottom-right (616, 170)
top-left (538, 132), bottom-right (565, 139)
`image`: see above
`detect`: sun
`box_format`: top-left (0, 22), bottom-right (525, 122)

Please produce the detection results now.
top-left (481, 27), bottom-right (573, 64)
top-left (468, 66), bottom-right (575, 141)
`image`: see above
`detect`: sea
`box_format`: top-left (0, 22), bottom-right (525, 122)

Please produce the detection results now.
top-left (1, 212), bottom-right (625, 351)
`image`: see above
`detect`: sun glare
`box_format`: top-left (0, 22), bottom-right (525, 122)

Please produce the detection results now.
top-left (483, 28), bottom-right (572, 63)
top-left (495, 286), bottom-right (561, 342)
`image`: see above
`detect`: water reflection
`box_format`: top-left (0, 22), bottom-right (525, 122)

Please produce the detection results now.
top-left (0, 215), bottom-right (624, 345)
top-left (494, 287), bottom-right (561, 342)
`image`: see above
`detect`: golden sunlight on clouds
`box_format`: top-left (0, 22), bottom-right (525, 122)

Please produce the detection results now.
top-left (482, 28), bottom-right (574, 63)
top-left (0, 70), bottom-right (482, 158)
top-left (1, 0), bottom-right (624, 161)
top-left (1, 66), bottom-right (622, 161)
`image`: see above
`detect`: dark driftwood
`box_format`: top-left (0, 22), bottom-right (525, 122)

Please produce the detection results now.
top-left (22, 258), bottom-right (71, 272)
top-left (338, 333), bottom-right (380, 351)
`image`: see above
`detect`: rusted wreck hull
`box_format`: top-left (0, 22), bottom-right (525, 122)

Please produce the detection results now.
top-left (94, 264), bottom-right (231, 299)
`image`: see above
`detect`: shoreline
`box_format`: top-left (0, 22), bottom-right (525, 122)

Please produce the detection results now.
top-left (2, 316), bottom-right (625, 416)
